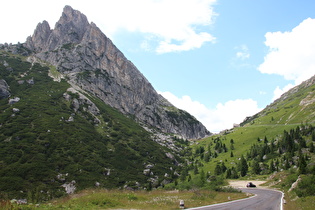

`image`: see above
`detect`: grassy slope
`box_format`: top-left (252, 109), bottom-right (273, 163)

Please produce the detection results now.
top-left (194, 76), bottom-right (315, 173)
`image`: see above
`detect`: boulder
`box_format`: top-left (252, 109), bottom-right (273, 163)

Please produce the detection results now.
top-left (143, 169), bottom-right (151, 176)
top-left (62, 180), bottom-right (76, 194)
top-left (8, 97), bottom-right (20, 105)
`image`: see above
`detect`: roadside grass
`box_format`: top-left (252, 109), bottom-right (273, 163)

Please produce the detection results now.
top-left (293, 196), bottom-right (315, 210)
top-left (6, 189), bottom-right (248, 210)
top-left (262, 171), bottom-right (315, 210)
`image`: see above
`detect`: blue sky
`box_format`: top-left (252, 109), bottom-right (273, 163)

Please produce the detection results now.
top-left (1, 0), bottom-right (315, 132)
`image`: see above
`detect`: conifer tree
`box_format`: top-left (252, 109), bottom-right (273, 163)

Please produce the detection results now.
top-left (299, 155), bottom-right (307, 174)
top-left (284, 159), bottom-right (290, 170)
top-left (252, 160), bottom-right (261, 174)
top-left (188, 174), bottom-right (191, 182)
top-left (226, 168), bottom-right (231, 178)
top-left (221, 162), bottom-right (227, 173)
top-left (180, 168), bottom-right (188, 181)
top-left (264, 136), bottom-right (268, 144)
top-left (215, 163), bottom-right (222, 175)
top-left (239, 155), bottom-right (248, 177)
top-left (194, 165), bottom-right (199, 175)
top-left (231, 167), bottom-right (239, 179)
top-left (309, 142), bottom-right (315, 153)
top-left (200, 169), bottom-right (206, 186)
top-left (269, 159), bottom-right (276, 173)
top-left (204, 153), bottom-right (210, 162)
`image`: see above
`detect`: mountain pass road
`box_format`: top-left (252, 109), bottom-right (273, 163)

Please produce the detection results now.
top-left (187, 188), bottom-right (283, 210)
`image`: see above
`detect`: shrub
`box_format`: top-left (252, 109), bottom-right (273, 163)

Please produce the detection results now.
top-left (294, 175), bottom-right (315, 197)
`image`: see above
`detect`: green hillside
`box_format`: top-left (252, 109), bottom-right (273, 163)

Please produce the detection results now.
top-left (0, 50), bottom-right (183, 201)
top-left (173, 75), bottom-right (315, 208)
top-left (184, 74), bottom-right (315, 172)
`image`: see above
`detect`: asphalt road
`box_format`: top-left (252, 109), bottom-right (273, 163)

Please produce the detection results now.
top-left (187, 188), bottom-right (283, 210)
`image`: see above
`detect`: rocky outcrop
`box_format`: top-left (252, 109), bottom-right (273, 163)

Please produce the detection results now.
top-left (8, 97), bottom-right (20, 105)
top-left (24, 5), bottom-right (210, 139)
top-left (0, 79), bottom-right (10, 99)
top-left (63, 87), bottom-right (101, 125)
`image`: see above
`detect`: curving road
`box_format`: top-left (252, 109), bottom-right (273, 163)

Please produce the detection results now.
top-left (187, 188), bottom-right (283, 210)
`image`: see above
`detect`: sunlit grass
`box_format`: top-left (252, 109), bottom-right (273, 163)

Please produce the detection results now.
top-left (48, 65), bottom-right (63, 81)
top-left (7, 189), bottom-right (248, 210)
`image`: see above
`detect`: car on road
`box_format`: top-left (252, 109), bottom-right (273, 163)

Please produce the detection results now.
top-left (246, 182), bottom-right (256, 187)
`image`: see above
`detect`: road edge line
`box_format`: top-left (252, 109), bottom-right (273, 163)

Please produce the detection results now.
top-left (186, 193), bottom-right (257, 210)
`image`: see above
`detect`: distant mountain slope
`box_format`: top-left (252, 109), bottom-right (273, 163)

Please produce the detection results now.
top-left (24, 5), bottom-right (210, 140)
top-left (186, 74), bottom-right (315, 182)
top-left (241, 75), bottom-right (315, 127)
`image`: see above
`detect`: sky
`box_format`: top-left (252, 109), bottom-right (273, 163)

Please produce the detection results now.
top-left (1, 0), bottom-right (315, 133)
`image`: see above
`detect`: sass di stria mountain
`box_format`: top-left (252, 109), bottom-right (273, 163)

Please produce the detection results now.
top-left (25, 5), bottom-right (210, 140)
top-left (0, 5), bottom-right (210, 200)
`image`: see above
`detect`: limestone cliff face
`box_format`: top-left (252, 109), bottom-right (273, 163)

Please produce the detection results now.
top-left (25, 6), bottom-right (210, 139)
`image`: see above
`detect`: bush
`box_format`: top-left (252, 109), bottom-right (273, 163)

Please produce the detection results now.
top-left (294, 175), bottom-right (315, 197)
top-left (214, 186), bottom-right (241, 193)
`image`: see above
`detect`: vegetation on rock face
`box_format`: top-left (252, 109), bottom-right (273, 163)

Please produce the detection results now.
top-left (0, 50), bottom-right (182, 201)
top-left (165, 109), bottom-right (199, 126)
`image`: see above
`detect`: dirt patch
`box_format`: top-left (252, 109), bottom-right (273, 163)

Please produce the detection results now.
top-left (229, 180), bottom-right (267, 188)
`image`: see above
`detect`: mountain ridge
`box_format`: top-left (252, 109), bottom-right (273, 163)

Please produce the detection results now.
top-left (23, 5), bottom-right (210, 140)
top-left (240, 74), bottom-right (315, 128)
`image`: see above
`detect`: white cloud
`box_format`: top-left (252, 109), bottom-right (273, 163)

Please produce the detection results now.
top-left (159, 91), bottom-right (261, 133)
top-left (272, 84), bottom-right (295, 101)
top-left (156, 32), bottom-right (215, 54)
top-left (0, 0), bottom-right (217, 53)
top-left (235, 45), bottom-right (250, 60)
top-left (229, 45), bottom-right (252, 69)
top-left (258, 18), bottom-right (315, 100)
top-left (90, 0), bottom-right (218, 53)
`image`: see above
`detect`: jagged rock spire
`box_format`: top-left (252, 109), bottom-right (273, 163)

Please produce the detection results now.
top-left (26, 5), bottom-right (90, 52)
top-left (26, 20), bottom-right (51, 51)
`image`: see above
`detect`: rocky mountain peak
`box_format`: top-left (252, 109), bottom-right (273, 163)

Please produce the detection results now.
top-left (26, 20), bottom-right (51, 51)
top-left (54, 5), bottom-right (90, 43)
top-left (24, 6), bottom-right (210, 139)
top-left (27, 5), bottom-right (90, 52)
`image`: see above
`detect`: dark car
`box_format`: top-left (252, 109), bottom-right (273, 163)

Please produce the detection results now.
top-left (246, 182), bottom-right (256, 187)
